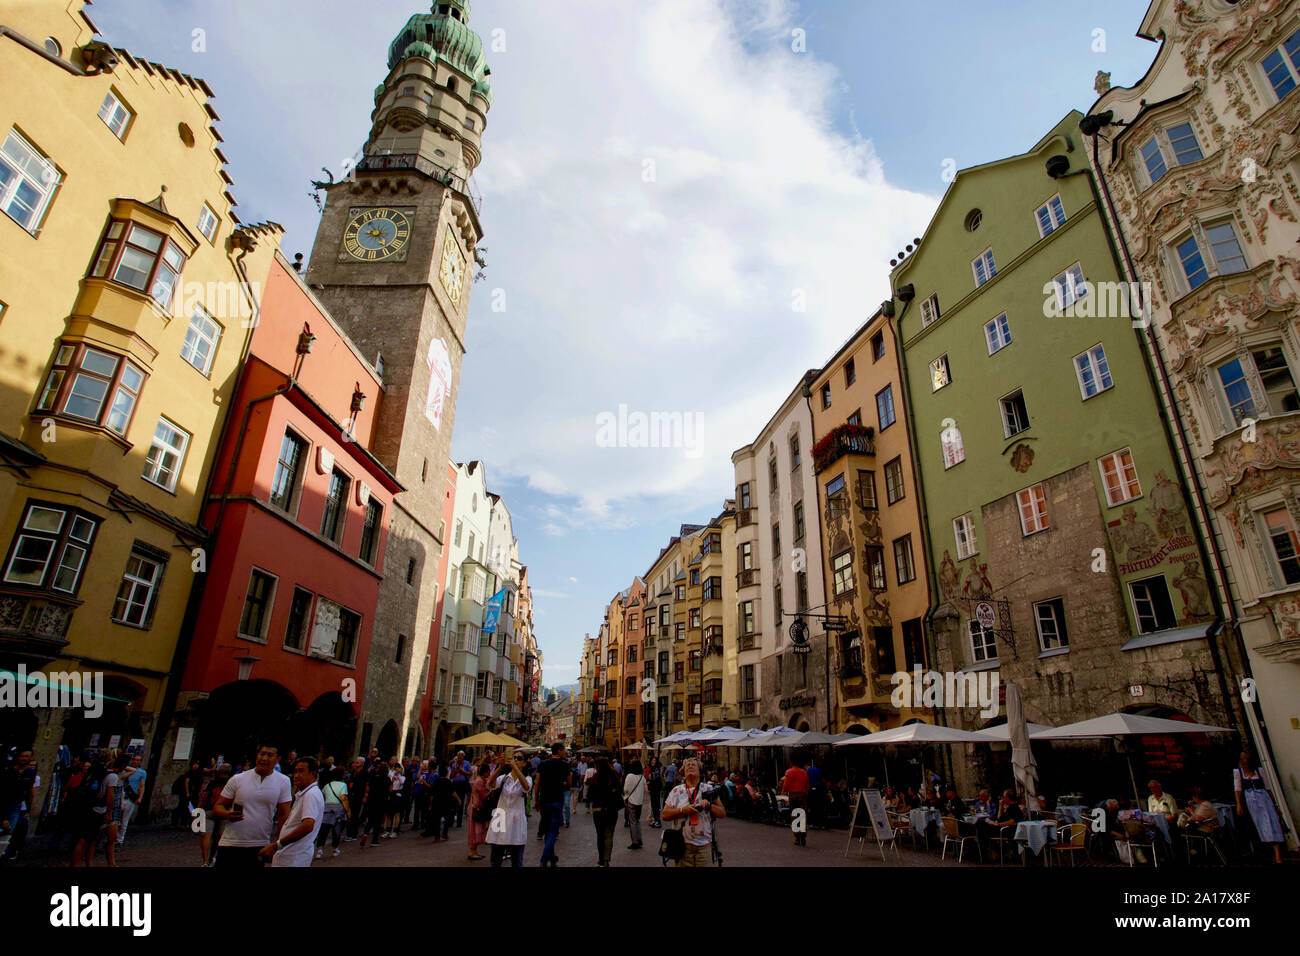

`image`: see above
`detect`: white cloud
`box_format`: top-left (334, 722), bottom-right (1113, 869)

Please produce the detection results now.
top-left (457, 0), bottom-right (937, 525)
top-left (568, 576), bottom-right (579, 584)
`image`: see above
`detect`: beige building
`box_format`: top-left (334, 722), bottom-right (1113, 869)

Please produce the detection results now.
top-left (1085, 0), bottom-right (1300, 834)
top-left (732, 380), bottom-right (831, 732)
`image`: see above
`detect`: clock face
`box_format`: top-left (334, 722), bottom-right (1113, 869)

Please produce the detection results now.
top-left (439, 228), bottom-right (466, 306)
top-left (342, 207), bottom-right (412, 261)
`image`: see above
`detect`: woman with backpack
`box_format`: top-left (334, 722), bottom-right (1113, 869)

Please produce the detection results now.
top-left (588, 757), bottom-right (623, 867)
top-left (466, 762), bottom-right (491, 860)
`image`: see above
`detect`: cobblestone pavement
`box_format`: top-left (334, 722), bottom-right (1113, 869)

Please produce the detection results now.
top-left (11, 811), bottom-right (982, 868)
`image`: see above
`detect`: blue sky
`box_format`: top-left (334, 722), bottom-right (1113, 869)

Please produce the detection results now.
top-left (92, 0), bottom-right (1162, 686)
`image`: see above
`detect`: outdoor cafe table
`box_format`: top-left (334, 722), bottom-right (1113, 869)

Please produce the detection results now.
top-left (1121, 810), bottom-right (1172, 844)
top-left (909, 807), bottom-right (942, 846)
top-left (1014, 820), bottom-right (1058, 858)
top-left (1212, 803), bottom-right (1236, 830)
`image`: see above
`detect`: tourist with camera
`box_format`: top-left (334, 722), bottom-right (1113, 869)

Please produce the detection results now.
top-left (662, 757), bottom-right (725, 867)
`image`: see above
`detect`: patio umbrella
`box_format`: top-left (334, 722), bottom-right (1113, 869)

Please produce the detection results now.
top-left (1006, 681), bottom-right (1039, 809)
top-left (833, 723), bottom-right (992, 745)
top-left (654, 731), bottom-right (693, 744)
top-left (1032, 712), bottom-right (1233, 803)
top-left (788, 731), bottom-right (838, 746)
top-left (622, 742), bottom-right (650, 752)
top-left (454, 731), bottom-right (529, 750)
top-left (711, 728), bottom-right (770, 748)
top-left (578, 744), bottom-right (613, 756)
top-left (687, 727), bottom-right (746, 744)
top-left (974, 722), bottom-right (1054, 740)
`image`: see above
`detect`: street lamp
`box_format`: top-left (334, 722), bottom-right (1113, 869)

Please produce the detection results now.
top-left (234, 654), bottom-right (260, 682)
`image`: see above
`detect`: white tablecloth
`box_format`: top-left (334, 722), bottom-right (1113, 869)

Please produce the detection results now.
top-left (909, 808), bottom-right (941, 835)
top-left (1014, 820), bottom-right (1057, 856)
top-left (1056, 805), bottom-right (1087, 825)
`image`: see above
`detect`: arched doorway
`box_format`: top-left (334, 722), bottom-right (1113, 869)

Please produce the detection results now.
top-left (787, 713), bottom-right (810, 732)
top-left (375, 719), bottom-right (399, 760)
top-left (195, 680), bottom-right (299, 766)
top-left (61, 676), bottom-right (147, 756)
top-left (285, 692), bottom-right (357, 763)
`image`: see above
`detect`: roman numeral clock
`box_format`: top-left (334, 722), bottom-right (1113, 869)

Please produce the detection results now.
top-left (339, 206), bottom-right (415, 262)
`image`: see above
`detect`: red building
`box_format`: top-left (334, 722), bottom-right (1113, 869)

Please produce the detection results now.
top-left (175, 252), bottom-right (401, 763)
top-left (419, 461), bottom-right (458, 758)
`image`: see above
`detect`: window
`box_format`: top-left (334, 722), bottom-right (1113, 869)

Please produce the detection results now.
top-left (674, 661), bottom-right (684, 682)
top-left (1052, 263), bottom-right (1088, 311)
top-left (847, 410), bottom-right (862, 427)
top-left (658, 650), bottom-right (670, 676)
top-left (409, 558), bottom-right (420, 587)
top-left (1214, 346), bottom-right (1299, 427)
top-left (1130, 575), bottom-right (1177, 633)
top-left (703, 679), bottom-right (722, 706)
top-left (436, 670), bottom-right (448, 702)
top-left (1262, 506), bottom-right (1300, 586)
top-left (876, 385), bottom-right (896, 430)
top-left (629, 613), bottom-right (640, 630)
top-left (237, 568), bottom-right (277, 639)
top-left (197, 204), bottom-right (219, 243)
top-left (999, 389), bottom-right (1030, 438)
top-left (0, 129), bottom-right (60, 233)
top-left (1261, 28), bottom-right (1300, 100)
top-left (452, 675), bottom-right (474, 707)
top-left (920, 294), bottom-right (940, 327)
top-left (142, 418), bottom-right (189, 491)
top-left (112, 544), bottom-right (165, 627)
top-left (1075, 344), bottom-right (1113, 399)
top-left (845, 358), bottom-right (856, 385)
top-left (467, 531), bottom-right (476, 556)
top-left (689, 569), bottom-right (699, 586)
top-left (317, 469), bottom-right (349, 542)
top-left (464, 117), bottom-right (475, 131)
top-left (660, 604), bottom-right (671, 625)
top-left (740, 600), bottom-right (755, 634)
top-left (857, 470), bottom-right (877, 510)
top-left (941, 422), bottom-right (965, 469)
top-left (773, 584), bottom-right (782, 629)
top-left (1174, 221), bottom-right (1247, 292)
top-left (772, 521), bottom-right (782, 559)
top-left (884, 458), bottom-right (905, 504)
top-left (1035, 195), bottom-right (1066, 236)
top-left (739, 541), bottom-right (753, 571)
top-left (1017, 483), bottom-right (1049, 535)
top-left (334, 608), bottom-right (361, 663)
top-left (1139, 123), bottom-right (1203, 185)
top-left (627, 644), bottom-right (638, 664)
top-left (929, 354), bottom-right (950, 391)
top-left (689, 608), bottom-right (700, 629)
top-left (689, 695), bottom-right (701, 716)
top-left (1034, 598), bottom-right (1069, 651)
top-left (400, 86), bottom-right (415, 97)
top-left (180, 308), bottom-right (221, 376)
top-left (675, 583), bottom-right (686, 600)
top-left (97, 90), bottom-right (133, 139)
top-left (395, 634), bottom-right (406, 664)
top-left (793, 501), bottom-right (805, 540)
top-left (899, 538), bottom-right (920, 590)
top-left (673, 700), bottom-right (684, 722)
top-left (972, 248), bottom-right (996, 287)
top-left (90, 219), bottom-right (186, 310)
top-left (284, 587), bottom-right (313, 650)
top-left (831, 550), bottom-right (854, 596)
top-left (790, 435), bottom-right (801, 469)
top-left (864, 545), bottom-right (886, 591)
top-left (954, 513), bottom-right (977, 560)
top-left (738, 482), bottom-right (751, 509)
top-left (689, 649), bottom-right (702, 671)
top-left (2, 502), bottom-right (98, 594)
top-left (625, 676), bottom-right (637, 695)
top-left (796, 571), bottom-right (809, 612)
top-left (969, 619), bottom-right (998, 663)
top-left (984, 313), bottom-right (1011, 354)
top-left (36, 342), bottom-right (145, 436)
top-left (702, 576), bottom-right (721, 601)
top-left (826, 475), bottom-right (848, 520)
top-left (1099, 449), bottom-right (1142, 506)
top-left (359, 498), bottom-right (383, 563)
top-left (871, 331), bottom-right (886, 361)
top-left (442, 616), bottom-right (452, 649)
top-left (821, 383), bottom-right (831, 409)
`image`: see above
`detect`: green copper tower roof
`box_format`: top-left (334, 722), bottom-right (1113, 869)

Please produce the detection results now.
top-left (388, 2), bottom-right (492, 105)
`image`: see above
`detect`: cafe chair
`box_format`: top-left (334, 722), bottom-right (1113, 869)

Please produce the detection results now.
top-left (1050, 823), bottom-right (1088, 867)
top-left (988, 825), bottom-right (1016, 866)
top-left (887, 811), bottom-right (919, 851)
top-left (1182, 825), bottom-right (1228, 866)
top-left (940, 815), bottom-right (981, 863)
top-left (1116, 819), bottom-right (1158, 867)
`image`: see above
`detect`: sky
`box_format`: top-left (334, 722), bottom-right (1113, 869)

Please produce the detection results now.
top-left (91, 0), bottom-right (1164, 686)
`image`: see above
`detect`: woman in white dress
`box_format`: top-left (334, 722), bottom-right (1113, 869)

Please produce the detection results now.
top-left (486, 751), bottom-right (532, 867)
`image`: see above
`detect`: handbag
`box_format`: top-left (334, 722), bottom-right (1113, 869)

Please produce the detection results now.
top-left (658, 825), bottom-right (685, 861)
top-left (472, 783), bottom-right (500, 824)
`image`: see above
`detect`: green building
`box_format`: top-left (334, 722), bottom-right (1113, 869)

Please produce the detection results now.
top-left (890, 112), bottom-right (1246, 796)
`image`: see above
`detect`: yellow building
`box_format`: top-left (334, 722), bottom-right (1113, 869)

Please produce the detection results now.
top-left (810, 310), bottom-right (931, 732)
top-left (700, 507), bottom-right (738, 727)
top-left (0, 1), bottom-right (279, 796)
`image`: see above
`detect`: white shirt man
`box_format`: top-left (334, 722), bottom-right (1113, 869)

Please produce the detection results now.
top-left (213, 746), bottom-right (292, 866)
top-left (268, 762), bottom-right (325, 868)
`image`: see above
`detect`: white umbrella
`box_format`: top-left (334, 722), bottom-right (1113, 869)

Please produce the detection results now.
top-left (688, 726), bottom-right (746, 744)
top-left (711, 728), bottom-right (771, 748)
top-left (1031, 713), bottom-right (1232, 739)
top-left (833, 723), bottom-right (992, 745)
top-left (1032, 711), bottom-right (1233, 803)
top-left (621, 742), bottom-right (650, 752)
top-left (1006, 681), bottom-right (1039, 808)
top-left (975, 722), bottom-right (1054, 740)
top-left (654, 731), bottom-right (693, 744)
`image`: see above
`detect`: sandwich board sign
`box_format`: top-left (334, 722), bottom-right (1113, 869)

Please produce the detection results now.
top-left (845, 788), bottom-right (899, 861)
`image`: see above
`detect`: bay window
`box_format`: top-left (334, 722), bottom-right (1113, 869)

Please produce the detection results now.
top-left (2, 501), bottom-right (99, 594)
top-left (90, 219), bottom-right (187, 310)
top-left (36, 342), bottom-right (145, 437)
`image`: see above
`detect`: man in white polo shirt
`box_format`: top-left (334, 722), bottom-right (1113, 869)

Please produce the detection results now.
top-left (260, 756), bottom-right (324, 867)
top-left (212, 743), bottom-right (292, 867)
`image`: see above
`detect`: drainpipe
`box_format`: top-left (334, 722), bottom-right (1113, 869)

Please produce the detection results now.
top-left (1080, 132), bottom-right (1293, 835)
top-left (803, 379), bottom-right (834, 734)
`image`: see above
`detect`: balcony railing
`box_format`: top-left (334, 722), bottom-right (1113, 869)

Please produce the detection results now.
top-left (737, 568), bottom-right (758, 588)
top-left (0, 591), bottom-right (74, 663)
top-left (356, 152), bottom-right (482, 215)
top-left (813, 423), bottom-right (875, 474)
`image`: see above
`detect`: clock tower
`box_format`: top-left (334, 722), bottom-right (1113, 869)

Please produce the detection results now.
top-left (304, 0), bottom-right (492, 755)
